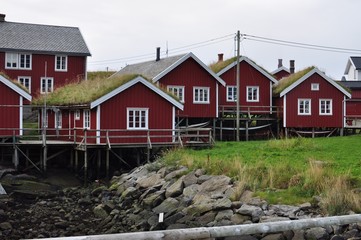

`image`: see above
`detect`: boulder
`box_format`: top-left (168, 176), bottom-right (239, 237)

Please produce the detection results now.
top-left (136, 174), bottom-right (164, 189)
top-left (153, 197), bottom-right (179, 214)
top-left (93, 204), bottom-right (109, 219)
top-left (237, 204), bottom-right (264, 222)
top-left (305, 227), bottom-right (329, 240)
top-left (165, 177), bottom-right (184, 198)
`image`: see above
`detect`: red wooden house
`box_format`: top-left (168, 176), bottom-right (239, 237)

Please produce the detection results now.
top-left (0, 74), bottom-right (31, 136)
top-left (37, 75), bottom-right (183, 145)
top-left (0, 14), bottom-right (91, 97)
top-left (273, 67), bottom-right (351, 136)
top-left (113, 51), bottom-right (225, 126)
top-left (211, 56), bottom-right (278, 115)
top-left (271, 59), bottom-right (292, 80)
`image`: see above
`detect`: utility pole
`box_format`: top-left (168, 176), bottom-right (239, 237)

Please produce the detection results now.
top-left (236, 30), bottom-right (240, 141)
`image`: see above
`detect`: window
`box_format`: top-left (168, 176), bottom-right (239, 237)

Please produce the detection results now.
top-left (41, 77), bottom-right (54, 94)
top-left (247, 86), bottom-right (259, 102)
top-left (83, 110), bottom-right (90, 129)
top-left (319, 99), bottom-right (332, 115)
top-left (167, 86), bottom-right (185, 102)
top-left (75, 110), bottom-right (80, 120)
top-left (18, 76), bottom-right (31, 92)
top-left (127, 108), bottom-right (148, 130)
top-left (55, 111), bottom-right (62, 128)
top-left (55, 55), bottom-right (68, 71)
top-left (311, 83), bottom-right (319, 91)
top-left (5, 53), bottom-right (31, 69)
top-left (298, 99), bottom-right (311, 115)
top-left (193, 87), bottom-right (210, 103)
top-left (226, 86), bottom-right (237, 102)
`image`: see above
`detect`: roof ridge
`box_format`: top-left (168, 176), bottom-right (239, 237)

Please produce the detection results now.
top-left (2, 20), bottom-right (80, 29)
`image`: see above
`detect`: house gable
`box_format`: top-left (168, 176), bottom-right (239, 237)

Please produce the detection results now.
top-left (0, 75), bottom-right (31, 101)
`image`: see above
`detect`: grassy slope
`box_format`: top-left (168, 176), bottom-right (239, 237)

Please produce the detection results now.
top-left (162, 135), bottom-right (361, 207)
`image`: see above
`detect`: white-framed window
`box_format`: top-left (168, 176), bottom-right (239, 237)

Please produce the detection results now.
top-left (55, 111), bottom-right (62, 128)
top-left (18, 76), bottom-right (31, 92)
top-left (193, 87), bottom-right (210, 104)
top-left (55, 55), bottom-right (68, 71)
top-left (127, 108), bottom-right (148, 130)
top-left (319, 99), bottom-right (332, 115)
top-left (246, 86), bottom-right (259, 102)
top-left (298, 99), bottom-right (311, 115)
top-left (5, 53), bottom-right (32, 69)
top-left (167, 86), bottom-right (185, 103)
top-left (40, 77), bottom-right (54, 94)
top-left (226, 86), bottom-right (237, 102)
top-left (83, 110), bottom-right (90, 129)
top-left (311, 83), bottom-right (319, 91)
top-left (75, 110), bottom-right (80, 120)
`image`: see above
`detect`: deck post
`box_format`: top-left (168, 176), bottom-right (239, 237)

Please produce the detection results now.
top-left (312, 128), bottom-right (315, 138)
top-left (12, 132), bottom-right (19, 170)
top-left (285, 128), bottom-right (288, 139)
top-left (147, 147), bottom-right (150, 163)
top-left (220, 120), bottom-right (223, 141)
top-left (97, 149), bottom-right (101, 179)
top-left (245, 120), bottom-right (249, 141)
top-left (106, 148), bottom-right (110, 180)
top-left (84, 129), bottom-right (88, 186)
top-left (212, 118), bottom-right (216, 140)
top-left (340, 128), bottom-right (344, 136)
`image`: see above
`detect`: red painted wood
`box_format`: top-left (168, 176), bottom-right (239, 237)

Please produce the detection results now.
top-left (0, 81), bottom-right (21, 135)
top-left (283, 73), bottom-right (345, 128)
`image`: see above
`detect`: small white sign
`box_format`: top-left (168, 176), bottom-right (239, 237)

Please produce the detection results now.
top-left (159, 212), bottom-right (164, 223)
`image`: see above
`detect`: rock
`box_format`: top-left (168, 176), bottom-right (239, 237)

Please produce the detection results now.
top-left (231, 213), bottom-right (252, 224)
top-left (237, 204), bottom-right (264, 222)
top-left (91, 186), bottom-right (108, 196)
top-left (183, 184), bottom-right (200, 200)
top-left (164, 167), bottom-right (188, 181)
top-left (153, 197), bottom-right (179, 214)
top-left (268, 205), bottom-right (300, 218)
top-left (142, 190), bottom-right (165, 209)
top-left (165, 177), bottom-right (184, 198)
top-left (93, 204), bottom-right (109, 219)
top-left (259, 216), bottom-right (290, 223)
top-left (215, 209), bottom-right (233, 221)
top-left (198, 175), bottom-right (231, 196)
top-left (183, 171), bottom-right (198, 187)
top-left (197, 211), bottom-right (217, 225)
top-left (136, 174), bottom-right (164, 189)
top-left (0, 222), bottom-right (12, 230)
top-left (305, 227), bottom-right (329, 240)
top-left (78, 196), bottom-right (92, 205)
top-left (261, 233), bottom-right (286, 240)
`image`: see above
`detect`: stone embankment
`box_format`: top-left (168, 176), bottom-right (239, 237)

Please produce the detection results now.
top-left (0, 163), bottom-right (361, 240)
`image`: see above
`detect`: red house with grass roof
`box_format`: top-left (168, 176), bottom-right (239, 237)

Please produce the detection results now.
top-left (211, 55), bottom-right (278, 115)
top-left (0, 74), bottom-right (31, 136)
top-left (273, 67), bottom-right (351, 137)
top-left (37, 75), bottom-right (183, 145)
top-left (113, 51), bottom-right (225, 127)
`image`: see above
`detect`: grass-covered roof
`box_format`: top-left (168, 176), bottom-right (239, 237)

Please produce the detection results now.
top-left (209, 57), bottom-right (237, 73)
top-left (0, 71), bottom-right (30, 93)
top-left (33, 74), bottom-right (140, 106)
top-left (273, 66), bottom-right (315, 95)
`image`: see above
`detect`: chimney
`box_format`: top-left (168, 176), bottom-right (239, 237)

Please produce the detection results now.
top-left (0, 14), bottom-right (5, 22)
top-left (290, 60), bottom-right (295, 74)
top-left (278, 59), bottom-right (283, 68)
top-left (156, 47), bottom-right (160, 61)
top-left (218, 53), bottom-right (224, 62)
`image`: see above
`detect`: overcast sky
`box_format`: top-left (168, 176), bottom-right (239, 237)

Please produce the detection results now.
top-left (3, 0), bottom-right (361, 79)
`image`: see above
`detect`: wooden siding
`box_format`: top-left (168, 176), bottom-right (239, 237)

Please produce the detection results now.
top-left (284, 73), bottom-right (345, 128)
top-left (158, 58), bottom-right (217, 118)
top-left (0, 52), bottom-right (86, 97)
top-left (0, 81), bottom-right (21, 135)
top-left (274, 70), bottom-right (290, 80)
top-left (98, 83), bottom-right (174, 144)
top-left (218, 61), bottom-right (273, 113)
top-left (351, 89), bottom-right (361, 99)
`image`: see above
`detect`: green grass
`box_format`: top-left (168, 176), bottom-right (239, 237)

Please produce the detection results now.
top-left (161, 135), bottom-right (361, 212)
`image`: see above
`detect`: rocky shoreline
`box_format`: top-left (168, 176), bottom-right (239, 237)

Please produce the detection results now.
top-left (1, 163), bottom-right (361, 240)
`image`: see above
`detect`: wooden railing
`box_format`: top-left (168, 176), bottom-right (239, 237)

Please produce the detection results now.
top-left (0, 127), bottom-right (214, 148)
top-left (219, 105), bottom-right (283, 117)
top-left (345, 115), bottom-right (361, 128)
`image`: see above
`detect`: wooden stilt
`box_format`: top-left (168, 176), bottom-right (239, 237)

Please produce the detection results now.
top-left (136, 150), bottom-right (141, 166)
top-left (84, 149), bottom-right (88, 186)
top-left (285, 128), bottom-right (288, 139)
top-left (340, 128), bottom-right (344, 136)
top-left (13, 146), bottom-right (19, 170)
top-left (43, 146), bottom-right (47, 172)
top-left (245, 120), bottom-right (249, 141)
top-left (147, 148), bottom-right (150, 163)
top-left (220, 120), bottom-right (223, 141)
top-left (212, 118), bottom-right (216, 140)
top-left (312, 128), bottom-right (315, 138)
top-left (106, 148), bottom-right (110, 180)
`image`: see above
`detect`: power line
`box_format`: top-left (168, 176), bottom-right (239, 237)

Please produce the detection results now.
top-left (88, 34), bottom-right (235, 65)
top-left (242, 34), bottom-right (361, 54)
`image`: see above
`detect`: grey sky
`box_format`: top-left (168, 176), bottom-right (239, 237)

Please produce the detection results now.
top-left (3, 0), bottom-right (361, 79)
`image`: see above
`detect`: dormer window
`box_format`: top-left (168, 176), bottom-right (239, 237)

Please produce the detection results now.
top-left (311, 83), bottom-right (319, 91)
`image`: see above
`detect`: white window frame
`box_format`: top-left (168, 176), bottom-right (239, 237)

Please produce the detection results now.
top-left (55, 55), bottom-right (68, 72)
top-left (311, 83), bottom-right (319, 91)
top-left (319, 99), bottom-right (333, 115)
top-left (18, 76), bottom-right (31, 93)
top-left (83, 110), bottom-right (90, 129)
top-left (40, 77), bottom-right (54, 94)
top-left (55, 111), bottom-right (62, 129)
top-left (298, 99), bottom-right (311, 115)
top-left (75, 110), bottom-right (80, 120)
top-left (193, 87), bottom-right (210, 104)
top-left (5, 53), bottom-right (32, 70)
top-left (127, 108), bottom-right (148, 130)
top-left (167, 85), bottom-right (185, 103)
top-left (226, 85), bottom-right (237, 102)
top-left (246, 86), bottom-right (259, 102)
